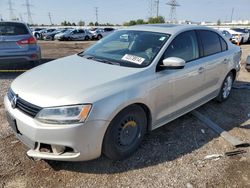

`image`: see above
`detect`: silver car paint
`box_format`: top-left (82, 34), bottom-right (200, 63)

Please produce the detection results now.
top-left (5, 25), bottom-right (241, 161)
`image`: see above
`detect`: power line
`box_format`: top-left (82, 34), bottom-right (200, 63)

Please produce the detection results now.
top-left (94, 7), bottom-right (99, 24)
top-left (23, 0), bottom-right (34, 24)
top-left (166, 0), bottom-right (180, 23)
top-left (8, 0), bottom-right (16, 21)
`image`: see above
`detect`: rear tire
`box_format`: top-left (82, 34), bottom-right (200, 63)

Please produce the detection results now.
top-left (97, 34), bottom-right (102, 40)
top-left (103, 105), bottom-right (147, 160)
top-left (216, 72), bottom-right (234, 102)
top-left (85, 36), bottom-right (90, 41)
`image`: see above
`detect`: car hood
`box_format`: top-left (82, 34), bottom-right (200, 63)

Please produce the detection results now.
top-left (11, 55), bottom-right (145, 107)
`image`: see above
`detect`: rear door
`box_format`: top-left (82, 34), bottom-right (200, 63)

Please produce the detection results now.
top-left (197, 30), bottom-right (228, 94)
top-left (0, 22), bottom-right (30, 56)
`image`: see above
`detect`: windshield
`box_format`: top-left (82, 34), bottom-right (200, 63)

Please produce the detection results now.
top-left (80, 30), bottom-right (170, 68)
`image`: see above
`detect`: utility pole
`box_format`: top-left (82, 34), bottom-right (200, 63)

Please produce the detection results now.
top-left (166, 0), bottom-right (180, 23)
top-left (48, 12), bottom-right (53, 25)
top-left (0, 14), bottom-right (3, 21)
top-left (19, 13), bottom-right (23, 22)
top-left (94, 7), bottom-right (99, 24)
top-left (8, 0), bottom-right (16, 21)
top-left (230, 8), bottom-right (234, 23)
top-left (23, 0), bottom-right (33, 25)
top-left (155, 0), bottom-right (159, 17)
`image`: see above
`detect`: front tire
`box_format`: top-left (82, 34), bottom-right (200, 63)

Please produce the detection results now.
top-left (103, 105), bottom-right (147, 160)
top-left (216, 72), bottom-right (234, 102)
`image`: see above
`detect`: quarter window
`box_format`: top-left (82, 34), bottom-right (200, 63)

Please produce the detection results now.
top-left (163, 31), bottom-right (199, 62)
top-left (199, 30), bottom-right (221, 56)
top-left (219, 36), bottom-right (228, 52)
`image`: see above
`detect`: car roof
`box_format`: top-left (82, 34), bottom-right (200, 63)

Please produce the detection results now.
top-left (124, 24), bottom-right (216, 35)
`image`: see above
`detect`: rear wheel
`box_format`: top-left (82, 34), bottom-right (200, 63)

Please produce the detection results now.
top-left (103, 105), bottom-right (147, 160)
top-left (85, 36), bottom-right (90, 41)
top-left (97, 34), bottom-right (102, 40)
top-left (216, 72), bottom-right (234, 102)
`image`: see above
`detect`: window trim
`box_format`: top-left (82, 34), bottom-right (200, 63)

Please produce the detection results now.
top-left (218, 35), bottom-right (228, 52)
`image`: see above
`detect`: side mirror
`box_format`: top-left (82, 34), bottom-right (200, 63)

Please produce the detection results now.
top-left (162, 57), bottom-right (185, 69)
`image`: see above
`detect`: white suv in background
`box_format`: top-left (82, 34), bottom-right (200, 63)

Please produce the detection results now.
top-left (91, 28), bottom-right (115, 40)
top-left (225, 28), bottom-right (249, 44)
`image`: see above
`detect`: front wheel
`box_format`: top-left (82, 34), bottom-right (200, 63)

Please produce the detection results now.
top-left (216, 72), bottom-right (234, 102)
top-left (102, 105), bottom-right (147, 160)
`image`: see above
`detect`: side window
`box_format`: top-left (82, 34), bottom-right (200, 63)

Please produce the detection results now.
top-left (219, 36), bottom-right (228, 52)
top-left (199, 30), bottom-right (221, 56)
top-left (163, 30), bottom-right (199, 62)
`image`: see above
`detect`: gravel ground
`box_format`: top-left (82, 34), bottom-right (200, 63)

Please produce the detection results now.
top-left (0, 41), bottom-right (249, 188)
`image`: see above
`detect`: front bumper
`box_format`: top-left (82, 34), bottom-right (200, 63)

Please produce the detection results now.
top-left (4, 96), bottom-right (109, 161)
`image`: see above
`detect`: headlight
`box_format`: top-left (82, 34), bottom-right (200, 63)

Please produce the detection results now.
top-left (35, 104), bottom-right (92, 124)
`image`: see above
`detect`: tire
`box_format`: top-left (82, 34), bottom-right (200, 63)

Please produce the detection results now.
top-left (97, 34), bottom-right (102, 40)
top-left (85, 36), bottom-right (90, 41)
top-left (216, 72), bottom-right (234, 102)
top-left (103, 105), bottom-right (147, 160)
top-left (240, 38), bottom-right (244, 45)
top-left (35, 33), bottom-right (40, 39)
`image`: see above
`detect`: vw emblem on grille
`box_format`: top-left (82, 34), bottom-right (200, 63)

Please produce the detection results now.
top-left (11, 95), bottom-right (18, 109)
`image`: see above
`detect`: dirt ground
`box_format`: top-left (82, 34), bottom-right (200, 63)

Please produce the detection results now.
top-left (0, 41), bottom-right (249, 188)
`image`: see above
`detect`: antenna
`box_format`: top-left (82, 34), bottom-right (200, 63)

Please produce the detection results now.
top-left (8, 0), bottom-right (16, 21)
top-left (48, 12), bottom-right (53, 25)
top-left (155, 0), bottom-right (160, 17)
top-left (23, 0), bottom-right (34, 24)
top-left (94, 7), bottom-right (99, 24)
top-left (166, 0), bottom-right (180, 23)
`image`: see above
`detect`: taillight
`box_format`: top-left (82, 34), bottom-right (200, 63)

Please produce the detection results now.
top-left (17, 36), bottom-right (37, 45)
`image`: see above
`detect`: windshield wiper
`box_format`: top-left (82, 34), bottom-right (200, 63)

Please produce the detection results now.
top-left (86, 56), bottom-right (120, 66)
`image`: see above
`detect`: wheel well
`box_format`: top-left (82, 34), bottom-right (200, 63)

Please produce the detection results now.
top-left (230, 69), bottom-right (237, 81)
top-left (134, 103), bottom-right (152, 132)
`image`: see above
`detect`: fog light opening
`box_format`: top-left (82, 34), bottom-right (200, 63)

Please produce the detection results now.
top-left (51, 145), bottom-right (66, 155)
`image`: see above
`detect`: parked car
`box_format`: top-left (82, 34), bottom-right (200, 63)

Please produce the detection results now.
top-left (4, 24), bottom-right (241, 161)
top-left (225, 28), bottom-right (249, 44)
top-left (32, 28), bottom-right (45, 39)
top-left (43, 28), bottom-right (70, 41)
top-left (54, 29), bottom-right (92, 41)
top-left (34, 28), bottom-right (56, 40)
top-left (91, 27), bottom-right (115, 40)
top-left (246, 55), bottom-right (250, 72)
top-left (0, 21), bottom-right (41, 66)
top-left (218, 30), bottom-right (232, 41)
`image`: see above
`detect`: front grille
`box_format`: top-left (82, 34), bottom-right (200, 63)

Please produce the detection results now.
top-left (7, 89), bottom-right (42, 118)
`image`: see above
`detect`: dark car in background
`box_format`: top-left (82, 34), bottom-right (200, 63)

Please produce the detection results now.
top-left (0, 22), bottom-right (41, 68)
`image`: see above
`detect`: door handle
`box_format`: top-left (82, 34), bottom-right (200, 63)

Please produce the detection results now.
top-left (198, 67), bottom-right (205, 74)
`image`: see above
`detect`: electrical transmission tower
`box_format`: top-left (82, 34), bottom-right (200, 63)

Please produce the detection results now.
top-left (23, 0), bottom-right (33, 24)
top-left (94, 7), bottom-right (99, 24)
top-left (48, 12), bottom-right (53, 25)
top-left (166, 0), bottom-right (180, 23)
top-left (155, 0), bottom-right (160, 17)
top-left (8, 0), bottom-right (16, 21)
top-left (148, 0), bottom-right (155, 17)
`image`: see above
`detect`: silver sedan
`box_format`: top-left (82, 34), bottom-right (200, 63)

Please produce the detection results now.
top-left (5, 24), bottom-right (241, 161)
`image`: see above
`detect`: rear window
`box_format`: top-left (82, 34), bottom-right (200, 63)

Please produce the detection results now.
top-left (0, 22), bottom-right (29, 36)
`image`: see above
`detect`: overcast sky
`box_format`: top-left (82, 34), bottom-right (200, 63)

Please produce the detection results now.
top-left (0, 0), bottom-right (249, 24)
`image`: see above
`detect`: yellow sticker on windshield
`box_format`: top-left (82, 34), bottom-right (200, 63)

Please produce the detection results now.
top-left (122, 54), bottom-right (145, 65)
